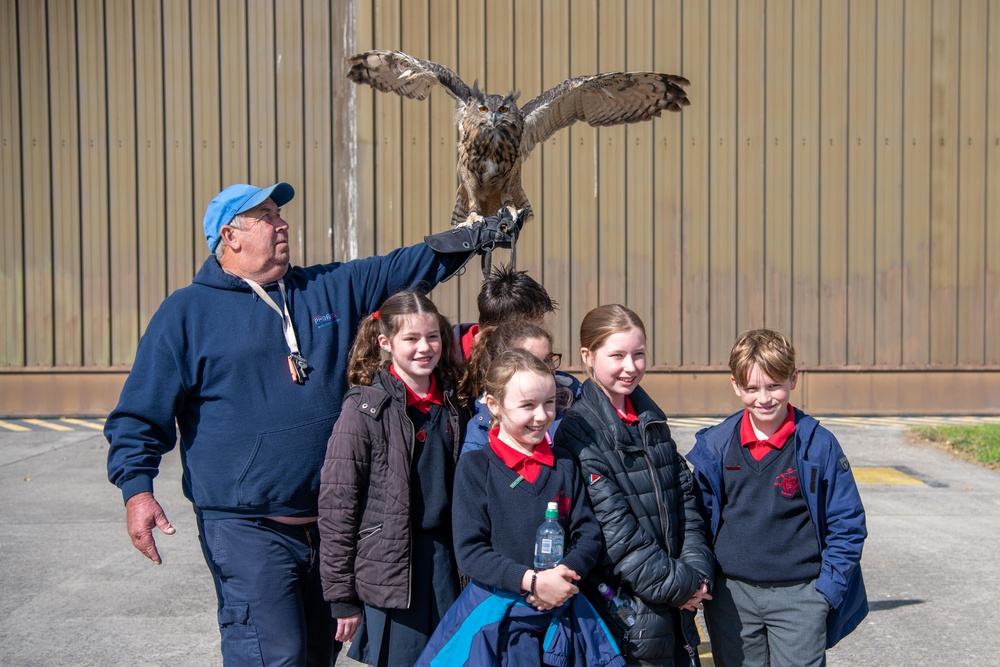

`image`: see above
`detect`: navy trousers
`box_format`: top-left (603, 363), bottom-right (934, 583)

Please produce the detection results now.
top-left (197, 516), bottom-right (341, 666)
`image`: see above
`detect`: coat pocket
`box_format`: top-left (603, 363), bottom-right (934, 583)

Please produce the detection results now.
top-left (357, 523), bottom-right (383, 542)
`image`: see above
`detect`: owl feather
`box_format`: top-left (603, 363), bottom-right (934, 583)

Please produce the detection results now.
top-left (347, 49), bottom-right (690, 227)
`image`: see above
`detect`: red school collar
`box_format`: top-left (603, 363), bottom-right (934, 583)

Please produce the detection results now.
top-left (488, 427), bottom-right (554, 483)
top-left (460, 324), bottom-right (480, 360)
top-left (740, 404), bottom-right (796, 449)
top-left (389, 365), bottom-right (444, 414)
top-left (615, 396), bottom-right (640, 425)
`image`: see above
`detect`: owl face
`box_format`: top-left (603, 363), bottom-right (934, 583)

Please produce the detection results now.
top-left (473, 93), bottom-right (521, 130)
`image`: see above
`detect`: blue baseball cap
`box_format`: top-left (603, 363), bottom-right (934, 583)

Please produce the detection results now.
top-left (203, 182), bottom-right (295, 252)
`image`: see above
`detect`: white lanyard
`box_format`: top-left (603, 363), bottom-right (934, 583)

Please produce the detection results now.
top-left (243, 278), bottom-right (309, 383)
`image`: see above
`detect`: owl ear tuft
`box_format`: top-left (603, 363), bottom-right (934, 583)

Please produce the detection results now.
top-left (505, 90), bottom-right (521, 104)
top-left (471, 80), bottom-right (485, 102)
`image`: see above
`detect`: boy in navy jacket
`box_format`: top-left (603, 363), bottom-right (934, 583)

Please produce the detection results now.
top-left (686, 329), bottom-right (868, 666)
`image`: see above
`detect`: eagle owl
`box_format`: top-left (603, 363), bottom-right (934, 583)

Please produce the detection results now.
top-left (347, 50), bottom-right (690, 227)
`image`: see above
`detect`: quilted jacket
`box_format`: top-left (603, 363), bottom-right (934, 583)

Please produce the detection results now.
top-left (317, 368), bottom-right (464, 616)
top-left (555, 380), bottom-right (713, 664)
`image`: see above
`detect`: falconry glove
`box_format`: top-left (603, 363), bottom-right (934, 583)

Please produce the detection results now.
top-left (424, 207), bottom-right (526, 278)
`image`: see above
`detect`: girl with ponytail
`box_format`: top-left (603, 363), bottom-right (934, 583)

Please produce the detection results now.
top-left (318, 290), bottom-right (466, 666)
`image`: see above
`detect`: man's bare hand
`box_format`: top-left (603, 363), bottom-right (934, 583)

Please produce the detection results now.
top-left (125, 492), bottom-right (174, 565)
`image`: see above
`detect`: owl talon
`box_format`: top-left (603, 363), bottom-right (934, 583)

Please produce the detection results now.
top-left (461, 212), bottom-right (485, 227)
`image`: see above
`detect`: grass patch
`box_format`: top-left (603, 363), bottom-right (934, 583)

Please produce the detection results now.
top-left (911, 424), bottom-right (1000, 469)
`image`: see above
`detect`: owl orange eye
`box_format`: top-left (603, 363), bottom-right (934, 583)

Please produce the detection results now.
top-left (499, 106), bottom-right (508, 113)
top-left (479, 105), bottom-right (488, 113)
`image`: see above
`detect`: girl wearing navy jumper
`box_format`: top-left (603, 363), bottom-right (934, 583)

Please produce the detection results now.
top-left (419, 349), bottom-right (622, 666)
top-left (317, 290), bottom-right (465, 666)
top-left (554, 305), bottom-right (715, 666)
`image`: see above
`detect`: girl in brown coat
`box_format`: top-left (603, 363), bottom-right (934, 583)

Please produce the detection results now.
top-left (318, 290), bottom-right (465, 667)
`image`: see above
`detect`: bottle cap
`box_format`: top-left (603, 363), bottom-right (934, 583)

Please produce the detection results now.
top-left (598, 583), bottom-right (614, 600)
top-left (545, 501), bottom-right (559, 518)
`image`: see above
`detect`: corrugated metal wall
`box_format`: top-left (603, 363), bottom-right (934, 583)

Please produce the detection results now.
top-left (1, 0), bottom-right (998, 416)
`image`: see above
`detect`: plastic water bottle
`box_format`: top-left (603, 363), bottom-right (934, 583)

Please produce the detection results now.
top-left (598, 583), bottom-right (638, 628)
top-left (533, 501), bottom-right (564, 569)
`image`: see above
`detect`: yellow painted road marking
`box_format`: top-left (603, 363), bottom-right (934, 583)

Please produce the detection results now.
top-left (0, 420), bottom-right (31, 432)
top-left (854, 467), bottom-right (923, 485)
top-left (20, 419), bottom-right (74, 432)
top-left (695, 612), bottom-right (714, 663)
top-left (669, 416), bottom-right (1000, 429)
top-left (670, 418), bottom-right (721, 428)
top-left (59, 418), bottom-right (105, 431)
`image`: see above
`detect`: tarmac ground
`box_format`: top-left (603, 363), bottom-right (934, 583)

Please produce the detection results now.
top-left (1, 415), bottom-right (998, 666)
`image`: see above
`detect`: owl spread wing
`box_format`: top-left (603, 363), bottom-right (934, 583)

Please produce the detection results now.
top-left (346, 50), bottom-right (472, 104)
top-left (519, 72), bottom-right (690, 159)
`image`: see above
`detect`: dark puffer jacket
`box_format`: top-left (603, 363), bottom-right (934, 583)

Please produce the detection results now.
top-left (554, 380), bottom-right (714, 665)
top-left (317, 369), bottom-right (464, 617)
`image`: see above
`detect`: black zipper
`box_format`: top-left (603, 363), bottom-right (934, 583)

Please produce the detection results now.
top-left (641, 418), bottom-right (671, 546)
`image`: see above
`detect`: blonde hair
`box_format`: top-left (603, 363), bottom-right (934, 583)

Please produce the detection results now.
top-left (483, 348), bottom-right (555, 428)
top-left (729, 328), bottom-right (796, 388)
top-left (347, 290), bottom-right (461, 388)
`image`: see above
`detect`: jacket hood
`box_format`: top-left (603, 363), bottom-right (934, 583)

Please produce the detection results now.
top-left (360, 367), bottom-right (461, 421)
top-left (191, 256), bottom-right (290, 291)
top-left (791, 408), bottom-right (821, 453)
top-left (695, 407), bottom-right (819, 450)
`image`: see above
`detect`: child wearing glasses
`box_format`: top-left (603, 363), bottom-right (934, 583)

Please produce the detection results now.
top-left (458, 319), bottom-right (577, 456)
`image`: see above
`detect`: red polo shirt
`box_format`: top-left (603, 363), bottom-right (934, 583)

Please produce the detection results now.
top-left (460, 324), bottom-right (480, 360)
top-left (740, 405), bottom-right (796, 461)
top-left (488, 427), bottom-right (554, 483)
top-left (615, 396), bottom-right (640, 425)
top-left (389, 365), bottom-right (444, 414)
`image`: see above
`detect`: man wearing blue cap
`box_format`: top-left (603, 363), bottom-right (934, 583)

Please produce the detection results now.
top-left (105, 182), bottom-right (520, 666)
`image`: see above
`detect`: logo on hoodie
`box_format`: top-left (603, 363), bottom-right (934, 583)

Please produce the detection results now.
top-left (312, 313), bottom-right (339, 329)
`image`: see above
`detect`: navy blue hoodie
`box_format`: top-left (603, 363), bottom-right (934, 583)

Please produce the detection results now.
top-left (106, 244), bottom-right (464, 520)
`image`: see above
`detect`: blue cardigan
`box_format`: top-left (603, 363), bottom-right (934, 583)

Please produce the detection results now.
top-left (686, 409), bottom-right (869, 648)
top-left (106, 245), bottom-right (463, 519)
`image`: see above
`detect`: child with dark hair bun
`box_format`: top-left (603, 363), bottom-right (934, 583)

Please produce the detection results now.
top-left (318, 289), bottom-right (465, 666)
top-left (453, 265), bottom-right (557, 361)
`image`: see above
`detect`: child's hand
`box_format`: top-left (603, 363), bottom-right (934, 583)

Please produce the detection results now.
top-left (679, 582), bottom-right (713, 611)
top-left (551, 563), bottom-right (581, 583)
top-left (529, 565), bottom-right (580, 610)
top-left (335, 613), bottom-right (362, 642)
